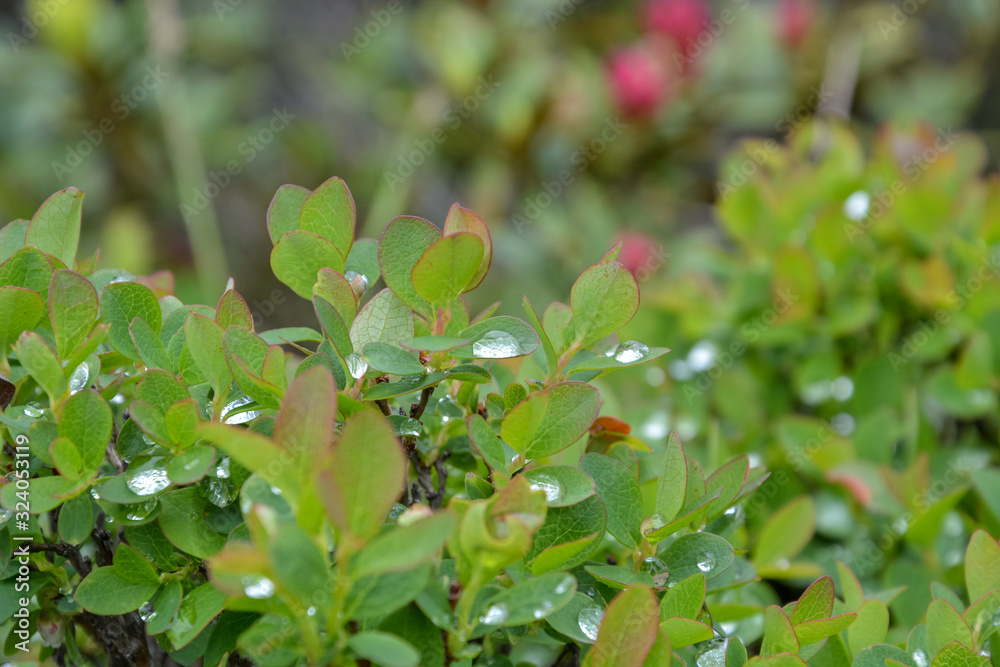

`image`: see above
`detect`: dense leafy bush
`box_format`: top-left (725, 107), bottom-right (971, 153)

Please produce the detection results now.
top-left (1, 170), bottom-right (999, 667)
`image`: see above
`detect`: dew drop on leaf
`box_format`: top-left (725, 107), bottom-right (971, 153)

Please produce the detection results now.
top-left (138, 601), bottom-right (157, 622)
top-left (695, 638), bottom-right (727, 667)
top-left (223, 396), bottom-right (261, 425)
top-left (555, 575), bottom-right (575, 595)
top-left (126, 499), bottom-right (158, 521)
top-left (242, 575), bottom-right (275, 599)
top-left (606, 340), bottom-right (649, 364)
top-left (532, 599), bottom-right (554, 619)
top-left (68, 362), bottom-right (90, 393)
top-left (127, 468), bottom-right (170, 496)
top-left (346, 353), bottom-right (369, 380)
top-left (697, 552), bottom-right (717, 572)
top-left (0, 508), bottom-right (12, 525)
top-left (912, 649), bottom-right (928, 667)
top-left (577, 606), bottom-right (603, 641)
top-left (23, 403), bottom-right (43, 418)
top-left (527, 473), bottom-right (564, 504)
top-left (479, 603), bottom-right (508, 625)
top-left (472, 330), bottom-right (524, 359)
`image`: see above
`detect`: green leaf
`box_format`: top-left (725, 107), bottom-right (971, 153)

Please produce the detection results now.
top-left (157, 487), bottom-right (227, 559)
top-left (659, 573), bottom-right (705, 620)
top-left (398, 336), bottom-right (471, 353)
top-left (790, 576), bottom-right (834, 624)
top-left (59, 389), bottom-right (113, 469)
top-left (269, 523), bottom-right (331, 603)
top-left (568, 346), bottom-right (671, 374)
top-left (184, 314), bottom-right (232, 399)
top-left (703, 455), bottom-right (749, 519)
top-left (137, 369), bottom-right (190, 413)
top-left (348, 632), bottom-right (420, 667)
top-left (965, 530), bottom-right (1000, 602)
top-left (15, 332), bottom-right (66, 398)
top-left (565, 261), bottom-right (639, 351)
top-left (762, 605), bottom-right (799, 657)
top-left (48, 269), bottom-right (99, 358)
top-left (846, 644), bottom-right (909, 667)
top-left (521, 466), bottom-right (596, 507)
top-left (199, 426), bottom-right (300, 503)
top-left (661, 532), bottom-right (735, 582)
top-left (0, 246), bottom-right (55, 300)
top-left (314, 268), bottom-right (359, 324)
top-left (58, 493), bottom-right (95, 545)
top-left (926, 598), bottom-right (974, 657)
top-left (501, 382), bottom-right (600, 458)
top-left (585, 564), bottom-right (655, 589)
top-left (270, 230), bottom-right (345, 299)
top-left (345, 238), bottom-right (381, 290)
top-left (478, 572), bottom-right (577, 628)
top-left (580, 453), bottom-right (643, 549)
top-left (655, 432), bottom-right (687, 524)
top-left (49, 436), bottom-right (84, 480)
top-left (26, 187), bottom-right (84, 266)
top-left (363, 342), bottom-right (425, 376)
top-left (299, 176), bottom-right (355, 258)
top-left (410, 232), bottom-right (484, 308)
top-left (379, 605), bottom-right (445, 667)
top-left (745, 656), bottom-right (808, 667)
top-left (0, 287), bottom-right (45, 351)
top-left (378, 215), bottom-right (441, 316)
top-left (591, 585), bottom-right (660, 667)
top-left (0, 219), bottom-right (29, 262)
top-left (847, 600), bottom-right (889, 657)
top-left (351, 513), bottom-right (456, 577)
top-left (165, 399), bottom-right (201, 450)
top-left (166, 445), bottom-right (215, 485)
top-left (753, 496), bottom-right (816, 567)
top-left (0, 474), bottom-right (75, 514)
top-left (443, 203), bottom-right (492, 290)
top-left (659, 617), bottom-right (714, 648)
top-left (274, 364), bottom-right (336, 478)
top-left (75, 544), bottom-right (160, 614)
top-left (526, 495), bottom-right (606, 574)
top-left (146, 580), bottom-right (184, 635)
top-left (314, 295), bottom-right (354, 359)
top-left (522, 296), bottom-right (558, 374)
top-left (448, 364), bottom-right (491, 383)
top-left (260, 327), bottom-right (324, 344)
top-left (165, 582), bottom-right (227, 650)
top-left (100, 282), bottom-right (161, 361)
top-left (215, 289), bottom-right (253, 330)
top-left (130, 317), bottom-right (172, 370)
top-left (349, 288), bottom-right (414, 352)
top-left (547, 592), bottom-right (605, 645)
top-left (467, 414), bottom-right (509, 474)
top-left (793, 613), bottom-right (857, 646)
top-left (453, 316), bottom-right (541, 360)
top-left (929, 642), bottom-right (990, 667)
top-left (267, 184), bottom-right (310, 243)
top-left (318, 410), bottom-right (406, 542)
top-left (361, 371), bottom-right (450, 401)
top-left (345, 564), bottom-right (433, 621)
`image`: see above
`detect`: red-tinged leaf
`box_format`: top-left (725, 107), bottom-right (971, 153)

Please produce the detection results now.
top-left (591, 585), bottom-right (660, 667)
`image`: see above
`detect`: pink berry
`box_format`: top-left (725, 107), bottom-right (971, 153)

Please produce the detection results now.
top-left (777, 0), bottom-right (816, 48)
top-left (644, 0), bottom-right (711, 52)
top-left (606, 45), bottom-right (667, 118)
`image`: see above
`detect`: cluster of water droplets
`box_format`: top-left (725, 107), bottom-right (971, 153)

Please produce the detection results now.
top-left (604, 340), bottom-right (650, 364)
top-left (472, 330), bottom-right (524, 359)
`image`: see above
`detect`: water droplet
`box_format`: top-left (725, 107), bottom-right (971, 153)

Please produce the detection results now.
top-left (109, 271), bottom-right (135, 284)
top-left (242, 575), bottom-right (275, 599)
top-left (346, 353), bottom-right (369, 380)
top-left (532, 599), bottom-right (554, 619)
top-left (912, 649), bottom-right (928, 667)
top-left (68, 362), bottom-right (90, 393)
top-left (527, 473), bottom-right (564, 504)
top-left (23, 403), bottom-right (43, 418)
top-left (831, 376), bottom-right (854, 401)
top-left (831, 412), bottom-right (856, 436)
top-left (126, 499), bottom-right (158, 521)
top-left (138, 601), bottom-right (157, 622)
top-left (215, 457), bottom-right (231, 479)
top-left (223, 396), bottom-right (261, 425)
top-left (111, 393), bottom-right (126, 405)
top-left (306, 606), bottom-right (317, 617)
top-left (577, 607), bottom-right (603, 641)
top-left (0, 508), bottom-right (12, 525)
top-left (344, 270), bottom-right (369, 296)
top-left (479, 603), bottom-right (508, 625)
top-left (695, 638), bottom-right (728, 667)
top-left (472, 330), bottom-right (525, 359)
top-left (800, 380), bottom-right (831, 406)
top-left (606, 340), bottom-right (649, 364)
top-left (127, 468), bottom-right (170, 496)
top-left (697, 552), bottom-right (717, 572)
top-left (141, 434), bottom-right (156, 447)
top-left (204, 477), bottom-right (235, 508)
top-left (686, 341), bottom-right (717, 372)
top-left (555, 575), bottom-right (575, 595)
top-left (720, 621), bottom-right (738, 634)
top-left (669, 359), bottom-right (693, 381)
top-left (843, 190), bottom-right (870, 221)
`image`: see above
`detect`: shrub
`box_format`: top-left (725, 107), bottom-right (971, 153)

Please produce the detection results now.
top-left (1, 173), bottom-right (998, 667)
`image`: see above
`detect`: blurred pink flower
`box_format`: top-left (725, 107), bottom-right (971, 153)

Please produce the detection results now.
top-left (644, 0), bottom-right (711, 52)
top-left (615, 231), bottom-right (663, 279)
top-left (606, 45), bottom-right (667, 118)
top-left (777, 0), bottom-right (816, 48)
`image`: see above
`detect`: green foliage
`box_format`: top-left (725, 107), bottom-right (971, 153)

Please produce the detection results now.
top-left (4, 164), bottom-right (1000, 667)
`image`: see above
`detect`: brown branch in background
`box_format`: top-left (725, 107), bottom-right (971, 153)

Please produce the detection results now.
top-left (27, 542), bottom-right (92, 578)
top-left (409, 386), bottom-right (435, 419)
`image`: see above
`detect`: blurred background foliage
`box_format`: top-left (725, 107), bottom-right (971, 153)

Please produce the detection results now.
top-left (3, 0), bottom-right (1000, 639)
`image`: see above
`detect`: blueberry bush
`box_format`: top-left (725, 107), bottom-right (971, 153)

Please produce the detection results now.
top-left (1, 173), bottom-right (999, 667)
